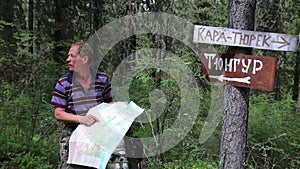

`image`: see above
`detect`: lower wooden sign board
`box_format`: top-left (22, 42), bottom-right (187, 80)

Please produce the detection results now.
top-left (201, 53), bottom-right (278, 91)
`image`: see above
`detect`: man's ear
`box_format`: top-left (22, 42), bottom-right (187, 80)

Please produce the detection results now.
top-left (82, 56), bottom-right (89, 64)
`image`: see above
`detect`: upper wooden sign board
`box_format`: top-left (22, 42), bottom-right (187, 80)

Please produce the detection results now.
top-left (193, 25), bottom-right (298, 52)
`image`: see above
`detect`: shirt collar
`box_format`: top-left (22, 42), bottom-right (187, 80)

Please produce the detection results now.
top-left (67, 69), bottom-right (98, 84)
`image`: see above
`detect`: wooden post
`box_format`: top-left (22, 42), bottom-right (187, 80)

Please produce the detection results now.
top-left (219, 1), bottom-right (256, 169)
top-left (292, 51), bottom-right (300, 101)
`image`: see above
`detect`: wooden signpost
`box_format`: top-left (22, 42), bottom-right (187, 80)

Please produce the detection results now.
top-left (201, 53), bottom-right (278, 91)
top-left (193, 25), bottom-right (298, 52)
top-left (193, 25), bottom-right (299, 91)
top-left (193, 2), bottom-right (298, 169)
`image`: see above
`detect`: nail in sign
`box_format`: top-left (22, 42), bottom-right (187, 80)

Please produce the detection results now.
top-left (201, 53), bottom-right (278, 91)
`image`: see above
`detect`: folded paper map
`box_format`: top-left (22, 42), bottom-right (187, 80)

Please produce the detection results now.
top-left (67, 101), bottom-right (144, 169)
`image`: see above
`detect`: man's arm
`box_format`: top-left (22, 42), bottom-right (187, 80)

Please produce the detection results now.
top-left (54, 107), bottom-right (99, 126)
top-left (54, 107), bottom-right (79, 123)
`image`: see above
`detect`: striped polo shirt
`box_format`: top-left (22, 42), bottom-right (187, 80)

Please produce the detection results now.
top-left (51, 71), bottom-right (114, 117)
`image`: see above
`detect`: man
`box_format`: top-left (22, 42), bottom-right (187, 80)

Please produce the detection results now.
top-left (51, 42), bottom-right (114, 169)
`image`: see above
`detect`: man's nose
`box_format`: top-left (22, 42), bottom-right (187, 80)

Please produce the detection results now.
top-left (66, 56), bottom-right (71, 62)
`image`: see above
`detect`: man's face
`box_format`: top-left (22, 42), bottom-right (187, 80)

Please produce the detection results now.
top-left (66, 45), bottom-right (82, 72)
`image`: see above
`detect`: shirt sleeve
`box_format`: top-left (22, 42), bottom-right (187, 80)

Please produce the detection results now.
top-left (102, 77), bottom-right (114, 103)
top-left (50, 81), bottom-right (67, 108)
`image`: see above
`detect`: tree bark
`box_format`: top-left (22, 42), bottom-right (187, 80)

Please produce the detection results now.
top-left (0, 1), bottom-right (17, 55)
top-left (292, 52), bottom-right (300, 101)
top-left (28, 0), bottom-right (34, 55)
top-left (93, 0), bottom-right (105, 31)
top-left (53, 0), bottom-right (65, 62)
top-left (219, 0), bottom-right (256, 169)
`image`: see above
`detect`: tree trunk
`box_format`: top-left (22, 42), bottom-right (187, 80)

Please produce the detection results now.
top-left (53, 0), bottom-right (64, 62)
top-left (219, 1), bottom-right (256, 169)
top-left (0, 1), bottom-right (17, 55)
top-left (28, 0), bottom-right (34, 56)
top-left (292, 52), bottom-right (300, 101)
top-left (93, 0), bottom-right (105, 31)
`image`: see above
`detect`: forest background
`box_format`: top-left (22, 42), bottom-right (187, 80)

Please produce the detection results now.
top-left (0, 0), bottom-right (299, 168)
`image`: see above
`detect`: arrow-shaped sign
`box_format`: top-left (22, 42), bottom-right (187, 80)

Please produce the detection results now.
top-left (209, 75), bottom-right (251, 84)
top-left (193, 25), bottom-right (299, 52)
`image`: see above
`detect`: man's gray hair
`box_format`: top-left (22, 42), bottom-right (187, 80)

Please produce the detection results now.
top-left (71, 42), bottom-right (98, 70)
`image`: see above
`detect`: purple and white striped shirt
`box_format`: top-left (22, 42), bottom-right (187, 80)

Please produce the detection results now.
top-left (51, 71), bottom-right (114, 116)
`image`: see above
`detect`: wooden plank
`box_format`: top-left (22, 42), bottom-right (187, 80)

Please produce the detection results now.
top-left (193, 25), bottom-right (298, 52)
top-left (201, 53), bottom-right (278, 91)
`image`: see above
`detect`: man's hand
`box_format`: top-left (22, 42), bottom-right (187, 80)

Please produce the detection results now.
top-left (77, 114), bottom-right (99, 126)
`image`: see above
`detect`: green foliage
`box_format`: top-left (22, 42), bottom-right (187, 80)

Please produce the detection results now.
top-left (2, 153), bottom-right (52, 169)
top-left (147, 159), bottom-right (217, 169)
top-left (0, 37), bottom-right (62, 168)
top-left (13, 28), bottom-right (34, 58)
top-left (0, 0), bottom-right (299, 168)
top-left (247, 93), bottom-right (300, 168)
top-left (0, 136), bottom-right (58, 169)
